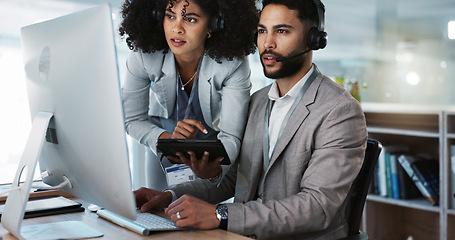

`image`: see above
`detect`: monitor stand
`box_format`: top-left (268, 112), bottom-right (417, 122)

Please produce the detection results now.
top-left (0, 111), bottom-right (103, 240)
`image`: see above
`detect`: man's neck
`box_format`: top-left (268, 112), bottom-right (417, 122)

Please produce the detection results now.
top-left (275, 62), bottom-right (312, 97)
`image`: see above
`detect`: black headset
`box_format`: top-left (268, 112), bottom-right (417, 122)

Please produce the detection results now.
top-left (151, 0), bottom-right (225, 33)
top-left (152, 8), bottom-right (163, 22)
top-left (307, 0), bottom-right (328, 50)
top-left (211, 0), bottom-right (225, 33)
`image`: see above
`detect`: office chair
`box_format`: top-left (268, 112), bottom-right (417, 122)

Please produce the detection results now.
top-left (339, 139), bottom-right (382, 240)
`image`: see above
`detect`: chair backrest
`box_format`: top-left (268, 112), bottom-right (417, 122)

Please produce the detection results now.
top-left (345, 139), bottom-right (382, 235)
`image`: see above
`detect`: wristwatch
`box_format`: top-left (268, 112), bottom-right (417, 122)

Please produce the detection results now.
top-left (215, 203), bottom-right (228, 230)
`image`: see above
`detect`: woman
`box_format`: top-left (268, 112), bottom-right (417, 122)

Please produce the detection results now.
top-left (119, 0), bottom-right (258, 189)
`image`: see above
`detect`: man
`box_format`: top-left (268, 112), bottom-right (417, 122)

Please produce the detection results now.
top-left (134, 0), bottom-right (367, 239)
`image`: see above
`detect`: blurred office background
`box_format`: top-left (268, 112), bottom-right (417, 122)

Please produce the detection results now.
top-left (1, 0), bottom-right (454, 184)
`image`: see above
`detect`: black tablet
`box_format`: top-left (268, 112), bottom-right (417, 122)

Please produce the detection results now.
top-left (156, 139), bottom-right (230, 165)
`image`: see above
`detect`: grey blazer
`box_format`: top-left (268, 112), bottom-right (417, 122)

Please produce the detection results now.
top-left (122, 50), bottom-right (252, 170)
top-left (171, 67), bottom-right (368, 239)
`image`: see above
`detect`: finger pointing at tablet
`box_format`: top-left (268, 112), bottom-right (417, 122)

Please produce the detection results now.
top-left (173, 119), bottom-right (208, 139)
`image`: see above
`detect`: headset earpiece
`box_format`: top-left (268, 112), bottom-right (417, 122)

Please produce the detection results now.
top-left (211, 15), bottom-right (224, 32)
top-left (211, 0), bottom-right (225, 32)
top-left (152, 9), bottom-right (163, 22)
top-left (307, 0), bottom-right (328, 50)
top-left (307, 26), bottom-right (327, 50)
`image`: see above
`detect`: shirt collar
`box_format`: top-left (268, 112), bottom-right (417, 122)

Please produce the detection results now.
top-left (268, 65), bottom-right (315, 101)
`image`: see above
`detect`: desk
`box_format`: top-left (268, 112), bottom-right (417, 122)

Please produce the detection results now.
top-left (0, 199), bottom-right (249, 240)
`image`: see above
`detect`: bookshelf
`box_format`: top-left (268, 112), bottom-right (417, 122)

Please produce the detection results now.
top-left (444, 111), bottom-right (455, 240)
top-left (361, 103), bottom-right (455, 240)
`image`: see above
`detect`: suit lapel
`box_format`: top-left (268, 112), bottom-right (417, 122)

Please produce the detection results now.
top-left (251, 97), bottom-right (268, 189)
top-left (239, 89), bottom-right (269, 201)
top-left (151, 52), bottom-right (177, 118)
top-left (266, 73), bottom-right (323, 171)
top-left (197, 55), bottom-right (213, 127)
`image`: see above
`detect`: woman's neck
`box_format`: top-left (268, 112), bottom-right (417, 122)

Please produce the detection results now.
top-left (175, 54), bottom-right (202, 82)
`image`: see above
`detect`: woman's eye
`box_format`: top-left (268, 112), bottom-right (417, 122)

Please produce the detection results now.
top-left (165, 14), bottom-right (175, 20)
top-left (186, 17), bottom-right (197, 23)
top-left (257, 29), bottom-right (265, 34)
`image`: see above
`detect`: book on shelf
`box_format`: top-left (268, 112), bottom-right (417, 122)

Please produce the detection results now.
top-left (385, 151), bottom-right (393, 198)
top-left (377, 147), bottom-right (387, 197)
top-left (397, 154), bottom-right (439, 206)
top-left (375, 145), bottom-right (408, 198)
top-left (396, 157), bottom-right (421, 199)
top-left (450, 145), bottom-right (455, 209)
top-left (390, 153), bottom-right (421, 200)
top-left (369, 153), bottom-right (420, 199)
top-left (390, 154), bottom-right (401, 199)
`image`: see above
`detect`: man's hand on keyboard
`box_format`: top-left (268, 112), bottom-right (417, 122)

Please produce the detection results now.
top-left (165, 194), bottom-right (219, 230)
top-left (134, 187), bottom-right (173, 213)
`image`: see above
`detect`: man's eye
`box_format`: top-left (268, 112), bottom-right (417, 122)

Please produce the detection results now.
top-left (165, 14), bottom-right (175, 20)
top-left (277, 29), bottom-right (287, 33)
top-left (257, 29), bottom-right (265, 34)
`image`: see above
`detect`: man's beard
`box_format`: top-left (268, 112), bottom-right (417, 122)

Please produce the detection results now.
top-left (261, 50), bottom-right (305, 79)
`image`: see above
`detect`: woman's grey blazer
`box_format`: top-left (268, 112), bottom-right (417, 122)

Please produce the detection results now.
top-left (121, 50), bottom-right (252, 175)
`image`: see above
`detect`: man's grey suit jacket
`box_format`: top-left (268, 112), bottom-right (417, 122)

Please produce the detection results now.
top-left (171, 67), bottom-right (368, 239)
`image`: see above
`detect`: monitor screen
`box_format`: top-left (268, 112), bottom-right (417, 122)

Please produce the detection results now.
top-left (19, 4), bottom-right (136, 220)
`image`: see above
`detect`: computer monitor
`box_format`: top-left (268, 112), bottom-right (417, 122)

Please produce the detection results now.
top-left (1, 4), bottom-right (137, 239)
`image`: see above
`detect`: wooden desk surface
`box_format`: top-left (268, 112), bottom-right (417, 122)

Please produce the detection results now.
top-left (0, 198), bottom-right (250, 240)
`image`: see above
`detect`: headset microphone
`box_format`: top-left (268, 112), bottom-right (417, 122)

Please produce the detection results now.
top-left (275, 49), bottom-right (311, 62)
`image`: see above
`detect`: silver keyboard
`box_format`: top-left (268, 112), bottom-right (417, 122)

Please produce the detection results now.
top-left (135, 212), bottom-right (178, 230)
top-left (97, 209), bottom-right (183, 236)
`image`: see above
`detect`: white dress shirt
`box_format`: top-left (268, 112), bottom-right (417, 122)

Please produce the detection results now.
top-left (267, 65), bottom-right (315, 158)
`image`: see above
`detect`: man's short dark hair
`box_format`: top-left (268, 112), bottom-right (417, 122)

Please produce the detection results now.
top-left (262, 0), bottom-right (323, 28)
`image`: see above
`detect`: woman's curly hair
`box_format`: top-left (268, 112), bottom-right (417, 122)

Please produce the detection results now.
top-left (119, 0), bottom-right (259, 62)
